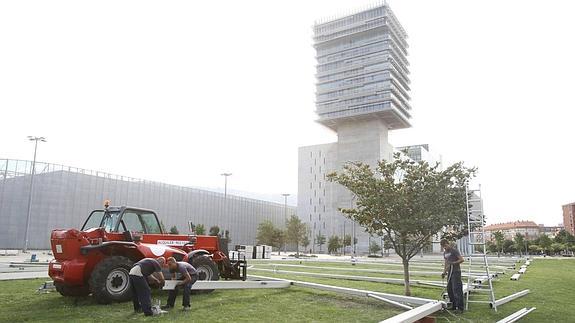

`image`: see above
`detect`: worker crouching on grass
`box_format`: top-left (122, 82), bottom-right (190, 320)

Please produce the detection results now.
top-left (441, 239), bottom-right (465, 313)
top-left (162, 257), bottom-right (199, 311)
top-left (129, 257), bottom-right (166, 316)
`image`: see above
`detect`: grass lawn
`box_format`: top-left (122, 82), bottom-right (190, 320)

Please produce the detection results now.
top-left (0, 258), bottom-right (573, 322)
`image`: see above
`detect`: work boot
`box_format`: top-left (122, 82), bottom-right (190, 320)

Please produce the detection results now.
top-left (182, 306), bottom-right (191, 311)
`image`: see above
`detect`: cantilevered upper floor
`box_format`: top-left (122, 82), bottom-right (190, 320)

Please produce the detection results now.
top-left (313, 4), bottom-right (412, 131)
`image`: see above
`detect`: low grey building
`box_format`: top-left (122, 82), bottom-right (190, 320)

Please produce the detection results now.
top-left (0, 159), bottom-right (294, 249)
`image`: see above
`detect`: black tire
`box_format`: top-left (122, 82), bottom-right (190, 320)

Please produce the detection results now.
top-left (89, 256), bottom-right (134, 304)
top-left (54, 282), bottom-right (90, 297)
top-left (190, 255), bottom-right (219, 294)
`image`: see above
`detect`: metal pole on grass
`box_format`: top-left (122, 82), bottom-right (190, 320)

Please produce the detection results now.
top-left (282, 193), bottom-right (290, 254)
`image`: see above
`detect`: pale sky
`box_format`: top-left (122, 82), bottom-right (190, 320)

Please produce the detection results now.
top-left (1, 0), bottom-right (573, 225)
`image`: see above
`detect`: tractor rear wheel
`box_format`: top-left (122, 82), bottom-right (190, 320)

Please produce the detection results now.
top-left (190, 255), bottom-right (219, 294)
top-left (54, 282), bottom-right (90, 297)
top-left (89, 256), bottom-right (134, 304)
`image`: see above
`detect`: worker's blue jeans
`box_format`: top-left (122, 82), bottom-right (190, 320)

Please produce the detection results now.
top-left (447, 270), bottom-right (464, 310)
top-left (167, 274), bottom-right (198, 308)
top-left (130, 275), bottom-right (152, 316)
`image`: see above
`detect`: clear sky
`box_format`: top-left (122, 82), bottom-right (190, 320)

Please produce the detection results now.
top-left (1, 0), bottom-right (573, 225)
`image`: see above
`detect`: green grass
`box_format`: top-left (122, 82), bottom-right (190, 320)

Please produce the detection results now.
top-left (0, 259), bottom-right (573, 322)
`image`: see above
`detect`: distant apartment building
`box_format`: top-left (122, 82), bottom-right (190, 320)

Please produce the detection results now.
top-left (484, 221), bottom-right (541, 241)
top-left (563, 202), bottom-right (575, 235)
top-left (538, 224), bottom-right (564, 238)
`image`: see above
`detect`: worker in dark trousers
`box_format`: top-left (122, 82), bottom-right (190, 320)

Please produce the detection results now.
top-left (441, 239), bottom-right (465, 313)
top-left (163, 257), bottom-right (199, 311)
top-left (129, 257), bottom-right (166, 316)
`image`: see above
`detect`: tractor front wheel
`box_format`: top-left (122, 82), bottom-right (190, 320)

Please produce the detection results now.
top-left (89, 256), bottom-right (134, 304)
top-left (190, 255), bottom-right (219, 294)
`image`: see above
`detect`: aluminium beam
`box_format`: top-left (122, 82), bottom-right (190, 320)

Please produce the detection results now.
top-left (379, 301), bottom-right (445, 323)
top-left (367, 293), bottom-right (413, 311)
top-left (260, 263), bottom-right (488, 278)
top-left (250, 267), bottom-right (446, 287)
top-left (495, 307), bottom-right (536, 323)
top-left (490, 290), bottom-right (530, 309)
top-left (248, 274), bottom-right (436, 306)
top-left (252, 267), bottom-right (474, 295)
top-left (190, 280), bottom-right (291, 290)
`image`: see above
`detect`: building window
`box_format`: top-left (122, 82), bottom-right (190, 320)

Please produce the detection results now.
top-left (310, 182), bottom-right (312, 189)
top-left (310, 167), bottom-right (312, 174)
top-left (319, 214), bottom-right (322, 221)
top-left (310, 214), bottom-right (312, 221)
top-left (310, 198), bottom-right (312, 205)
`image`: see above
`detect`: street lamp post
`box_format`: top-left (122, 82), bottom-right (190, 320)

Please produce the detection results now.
top-left (282, 193), bottom-right (290, 253)
top-left (221, 173), bottom-right (232, 235)
top-left (351, 194), bottom-right (356, 257)
top-left (23, 136), bottom-right (46, 252)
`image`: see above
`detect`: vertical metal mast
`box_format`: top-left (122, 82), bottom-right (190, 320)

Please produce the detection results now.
top-left (465, 185), bottom-right (497, 311)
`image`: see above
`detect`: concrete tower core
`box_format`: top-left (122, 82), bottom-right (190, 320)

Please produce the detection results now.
top-left (298, 3), bottom-right (412, 252)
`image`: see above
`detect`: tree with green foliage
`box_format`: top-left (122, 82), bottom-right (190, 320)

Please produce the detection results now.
top-left (493, 231), bottom-right (505, 257)
top-left (383, 234), bottom-right (393, 256)
top-left (369, 240), bottom-right (382, 255)
top-left (528, 244), bottom-right (541, 254)
top-left (514, 233), bottom-right (526, 257)
top-left (169, 225), bottom-right (179, 235)
top-left (195, 224), bottom-right (206, 235)
top-left (327, 235), bottom-right (342, 254)
top-left (502, 239), bottom-right (515, 254)
top-left (302, 235), bottom-right (310, 253)
top-left (551, 242), bottom-right (565, 255)
top-left (256, 220), bottom-right (276, 246)
top-left (327, 153), bottom-right (475, 296)
top-left (486, 240), bottom-right (498, 254)
top-left (343, 234), bottom-right (352, 255)
top-left (209, 225), bottom-right (220, 237)
top-left (256, 220), bottom-right (284, 253)
top-left (539, 234), bottom-right (552, 255)
top-left (286, 215), bottom-right (307, 256)
top-left (316, 232), bottom-right (326, 253)
top-left (554, 230), bottom-right (575, 250)
top-left (275, 228), bottom-right (286, 255)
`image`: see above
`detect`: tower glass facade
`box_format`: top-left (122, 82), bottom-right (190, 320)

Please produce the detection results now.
top-left (314, 5), bottom-right (411, 130)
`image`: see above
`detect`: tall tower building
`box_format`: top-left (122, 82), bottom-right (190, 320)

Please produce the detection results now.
top-left (298, 3), bottom-right (412, 252)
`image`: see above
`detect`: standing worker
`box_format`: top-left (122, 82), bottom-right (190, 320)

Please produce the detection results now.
top-left (441, 239), bottom-right (465, 313)
top-left (163, 257), bottom-right (199, 311)
top-left (129, 257), bottom-right (166, 316)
